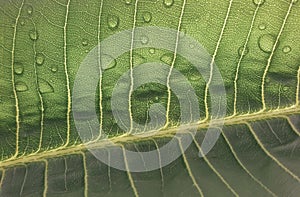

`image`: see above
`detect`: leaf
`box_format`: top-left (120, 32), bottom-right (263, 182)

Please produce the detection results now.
top-left (0, 0), bottom-right (300, 196)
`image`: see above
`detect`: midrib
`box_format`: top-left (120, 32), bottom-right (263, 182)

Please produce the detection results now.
top-left (0, 105), bottom-right (299, 169)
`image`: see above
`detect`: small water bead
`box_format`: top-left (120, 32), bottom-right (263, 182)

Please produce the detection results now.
top-left (36, 53), bottom-right (45, 65)
top-left (258, 34), bottom-right (276, 53)
top-left (140, 35), bottom-right (149, 45)
top-left (14, 62), bottom-right (24, 75)
top-left (27, 5), bottom-right (33, 15)
top-left (282, 46), bottom-right (291, 54)
top-left (15, 82), bottom-right (28, 92)
top-left (258, 23), bottom-right (266, 30)
top-left (124, 0), bottom-right (132, 5)
top-left (51, 65), bottom-right (58, 73)
top-left (101, 54), bottom-right (117, 70)
top-left (253, 0), bottom-right (265, 5)
top-left (29, 29), bottom-right (38, 41)
top-left (20, 21), bottom-right (25, 26)
top-left (107, 15), bottom-right (119, 30)
top-left (160, 53), bottom-right (173, 65)
top-left (142, 12), bottom-right (152, 23)
top-left (180, 28), bottom-right (186, 38)
top-left (38, 78), bottom-right (54, 94)
top-left (163, 0), bottom-right (174, 8)
top-left (81, 39), bottom-right (88, 46)
top-left (238, 46), bottom-right (249, 56)
top-left (149, 48), bottom-right (155, 54)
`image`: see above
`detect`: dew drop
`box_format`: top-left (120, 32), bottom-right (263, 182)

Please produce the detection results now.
top-left (140, 35), bottom-right (149, 45)
top-left (238, 46), bottom-right (249, 56)
top-left (101, 54), bottom-right (117, 70)
top-left (16, 82), bottom-right (28, 92)
top-left (20, 20), bottom-right (25, 26)
top-left (258, 23), bottom-right (266, 30)
top-left (163, 0), bottom-right (174, 8)
top-left (142, 12), bottom-right (152, 23)
top-left (38, 78), bottom-right (54, 94)
top-left (36, 53), bottom-right (45, 65)
top-left (258, 34), bottom-right (276, 53)
top-left (29, 29), bottom-right (38, 41)
top-left (253, 0), bottom-right (265, 5)
top-left (14, 62), bottom-right (24, 75)
top-left (51, 65), bottom-right (58, 73)
top-left (282, 46), bottom-right (291, 54)
top-left (27, 5), bottom-right (33, 15)
top-left (107, 15), bottom-right (119, 30)
top-left (180, 28), bottom-right (186, 38)
top-left (124, 0), bottom-right (132, 5)
top-left (160, 53), bottom-right (173, 65)
top-left (149, 48), bottom-right (155, 54)
top-left (82, 39), bottom-right (88, 46)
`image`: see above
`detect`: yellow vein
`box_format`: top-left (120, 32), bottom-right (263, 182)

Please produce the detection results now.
top-left (221, 131), bottom-right (277, 197)
top-left (245, 122), bottom-right (300, 182)
top-left (63, 0), bottom-right (71, 146)
top-left (11, 0), bottom-right (25, 158)
top-left (176, 137), bottom-right (204, 197)
top-left (107, 149), bottom-right (112, 192)
top-left (43, 160), bottom-right (48, 197)
top-left (128, 0), bottom-right (139, 133)
top-left (19, 165), bottom-right (27, 196)
top-left (96, 0), bottom-right (104, 141)
top-left (296, 66), bottom-right (300, 106)
top-left (190, 133), bottom-right (238, 196)
top-left (64, 158), bottom-right (68, 191)
top-left (233, 4), bottom-right (260, 116)
top-left (152, 139), bottom-right (164, 191)
top-left (32, 21), bottom-right (45, 153)
top-left (261, 0), bottom-right (294, 110)
top-left (0, 169), bottom-right (5, 189)
top-left (1, 106), bottom-right (299, 169)
top-left (81, 152), bottom-right (88, 197)
top-left (165, 0), bottom-right (187, 128)
top-left (121, 145), bottom-right (139, 197)
top-left (204, 0), bottom-right (233, 121)
top-left (282, 115), bottom-right (300, 137)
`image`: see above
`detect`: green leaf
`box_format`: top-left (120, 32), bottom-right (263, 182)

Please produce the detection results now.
top-left (0, 0), bottom-right (300, 196)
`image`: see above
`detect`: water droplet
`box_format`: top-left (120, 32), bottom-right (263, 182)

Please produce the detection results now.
top-left (149, 48), bottom-right (155, 54)
top-left (107, 15), bottom-right (119, 30)
top-left (14, 62), bottom-right (24, 75)
top-left (163, 0), bottom-right (174, 8)
top-left (258, 34), bottom-right (276, 53)
top-left (180, 28), bottom-right (186, 38)
top-left (266, 77), bottom-right (270, 83)
top-left (82, 39), bottom-right (88, 46)
top-left (258, 23), bottom-right (266, 30)
top-left (238, 46), bottom-right (249, 56)
top-left (29, 29), bottom-right (38, 41)
top-left (142, 12), bottom-right (152, 23)
top-left (253, 0), bottom-right (265, 5)
top-left (124, 0), bottom-right (132, 5)
top-left (282, 46), bottom-right (291, 54)
top-left (189, 44), bottom-right (195, 49)
top-left (36, 53), bottom-right (45, 65)
top-left (38, 78), bottom-right (54, 94)
top-left (20, 20), bottom-right (25, 26)
top-left (51, 65), bottom-right (58, 73)
top-left (133, 53), bottom-right (146, 66)
top-left (101, 54), bottom-right (117, 70)
top-left (27, 5), bottom-right (33, 15)
top-left (140, 35), bottom-right (149, 45)
top-left (16, 82), bottom-right (28, 92)
top-left (160, 53), bottom-right (173, 65)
